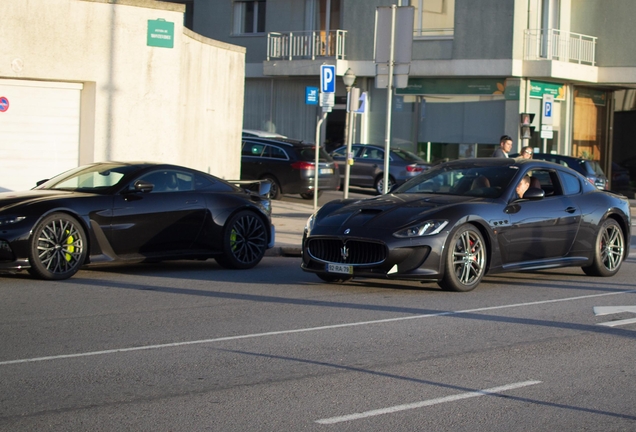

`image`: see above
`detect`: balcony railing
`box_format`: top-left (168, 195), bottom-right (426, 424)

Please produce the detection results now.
top-left (524, 29), bottom-right (597, 66)
top-left (267, 30), bottom-right (347, 61)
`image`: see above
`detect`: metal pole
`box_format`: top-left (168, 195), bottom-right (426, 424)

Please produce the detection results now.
top-left (344, 105), bottom-right (354, 199)
top-left (314, 111), bottom-right (327, 210)
top-left (382, 5), bottom-right (396, 194)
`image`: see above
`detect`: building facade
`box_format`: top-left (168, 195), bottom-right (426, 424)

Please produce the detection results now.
top-left (0, 0), bottom-right (245, 192)
top-left (175, 0), bottom-right (636, 192)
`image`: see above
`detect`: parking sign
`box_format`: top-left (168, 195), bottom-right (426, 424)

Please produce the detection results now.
top-left (542, 94), bottom-right (554, 125)
top-left (320, 65), bottom-right (336, 93)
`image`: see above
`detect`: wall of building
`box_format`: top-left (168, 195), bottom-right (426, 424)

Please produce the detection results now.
top-left (571, 0), bottom-right (636, 67)
top-left (0, 0), bottom-right (244, 182)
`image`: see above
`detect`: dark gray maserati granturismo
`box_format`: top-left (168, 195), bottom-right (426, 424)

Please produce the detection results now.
top-left (301, 157), bottom-right (631, 292)
top-left (0, 162), bottom-right (274, 280)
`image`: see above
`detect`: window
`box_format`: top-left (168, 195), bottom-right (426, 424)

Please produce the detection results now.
top-left (559, 171), bottom-right (581, 195)
top-left (408, 0), bottom-right (455, 38)
top-left (233, 1), bottom-right (266, 35)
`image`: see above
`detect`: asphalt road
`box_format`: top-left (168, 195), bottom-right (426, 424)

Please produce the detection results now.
top-left (1, 251), bottom-right (636, 431)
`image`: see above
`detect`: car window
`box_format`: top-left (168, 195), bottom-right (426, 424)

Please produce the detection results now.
top-left (559, 171), bottom-right (582, 195)
top-left (266, 145), bottom-right (288, 159)
top-left (137, 170), bottom-right (193, 193)
top-left (527, 169), bottom-right (560, 196)
top-left (243, 142), bottom-right (265, 157)
top-left (331, 147), bottom-right (347, 157)
top-left (298, 147), bottom-right (332, 162)
top-left (392, 148), bottom-right (425, 163)
top-left (363, 147), bottom-right (384, 159)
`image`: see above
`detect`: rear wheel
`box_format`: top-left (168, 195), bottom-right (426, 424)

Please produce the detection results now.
top-left (374, 175), bottom-right (395, 195)
top-left (262, 175), bottom-right (281, 200)
top-left (27, 213), bottom-right (87, 280)
top-left (438, 224), bottom-right (486, 292)
top-left (215, 211), bottom-right (268, 269)
top-left (582, 218), bottom-right (624, 277)
top-left (317, 273), bottom-right (353, 284)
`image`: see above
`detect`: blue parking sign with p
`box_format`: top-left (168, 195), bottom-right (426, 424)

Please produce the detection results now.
top-left (320, 65), bottom-right (336, 93)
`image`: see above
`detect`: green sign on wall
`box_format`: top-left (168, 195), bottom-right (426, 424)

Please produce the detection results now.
top-left (529, 80), bottom-right (565, 100)
top-left (147, 19), bottom-right (174, 48)
top-left (396, 78), bottom-right (506, 96)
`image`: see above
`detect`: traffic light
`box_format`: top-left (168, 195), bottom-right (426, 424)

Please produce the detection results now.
top-left (520, 113), bottom-right (535, 139)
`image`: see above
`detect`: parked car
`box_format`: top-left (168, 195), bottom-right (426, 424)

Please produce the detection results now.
top-left (241, 137), bottom-right (340, 200)
top-left (525, 153), bottom-right (608, 190)
top-left (0, 162), bottom-right (275, 280)
top-left (301, 157), bottom-right (630, 292)
top-left (611, 162), bottom-right (631, 194)
top-left (242, 129), bottom-right (287, 139)
top-left (330, 144), bottom-right (431, 194)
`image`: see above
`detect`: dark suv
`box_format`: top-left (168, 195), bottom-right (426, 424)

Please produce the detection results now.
top-left (241, 137), bottom-right (340, 200)
top-left (527, 153), bottom-right (608, 190)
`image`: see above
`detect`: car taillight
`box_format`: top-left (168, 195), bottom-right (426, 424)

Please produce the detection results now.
top-left (406, 164), bottom-right (424, 173)
top-left (291, 161), bottom-right (315, 170)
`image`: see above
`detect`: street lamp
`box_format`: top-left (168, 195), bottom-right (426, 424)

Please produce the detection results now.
top-left (342, 68), bottom-right (356, 199)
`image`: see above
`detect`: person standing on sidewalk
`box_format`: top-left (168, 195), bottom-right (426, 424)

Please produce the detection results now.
top-left (492, 135), bottom-right (513, 158)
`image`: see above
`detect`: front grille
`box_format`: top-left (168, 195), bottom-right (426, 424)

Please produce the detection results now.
top-left (307, 238), bottom-right (387, 265)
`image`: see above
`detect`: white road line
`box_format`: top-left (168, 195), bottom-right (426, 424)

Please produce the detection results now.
top-left (597, 317), bottom-right (636, 327)
top-left (315, 380), bottom-right (542, 424)
top-left (1, 289), bottom-right (635, 367)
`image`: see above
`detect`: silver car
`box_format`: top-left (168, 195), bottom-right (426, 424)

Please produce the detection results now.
top-left (330, 144), bottom-right (431, 194)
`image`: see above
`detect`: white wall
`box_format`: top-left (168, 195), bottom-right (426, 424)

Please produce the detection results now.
top-left (0, 0), bottom-right (245, 182)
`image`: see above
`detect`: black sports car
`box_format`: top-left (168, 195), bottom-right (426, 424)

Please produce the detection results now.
top-left (301, 158), bottom-right (631, 292)
top-left (0, 162), bottom-right (275, 280)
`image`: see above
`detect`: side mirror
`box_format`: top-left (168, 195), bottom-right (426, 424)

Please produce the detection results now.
top-left (522, 187), bottom-right (545, 200)
top-left (36, 179), bottom-right (49, 187)
top-left (133, 180), bottom-right (154, 193)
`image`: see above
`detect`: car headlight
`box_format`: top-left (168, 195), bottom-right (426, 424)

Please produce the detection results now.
top-left (0, 216), bottom-right (26, 226)
top-left (305, 214), bottom-right (316, 234)
top-left (393, 220), bottom-right (448, 238)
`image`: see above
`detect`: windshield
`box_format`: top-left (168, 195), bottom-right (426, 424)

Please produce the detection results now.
top-left (393, 164), bottom-right (518, 198)
top-left (36, 163), bottom-right (139, 193)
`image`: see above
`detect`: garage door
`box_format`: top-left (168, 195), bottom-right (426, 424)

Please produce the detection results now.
top-left (0, 79), bottom-right (83, 192)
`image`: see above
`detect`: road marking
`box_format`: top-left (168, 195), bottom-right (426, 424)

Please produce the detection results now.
top-left (315, 380), bottom-right (542, 424)
top-left (593, 306), bottom-right (636, 327)
top-left (1, 289), bottom-right (635, 366)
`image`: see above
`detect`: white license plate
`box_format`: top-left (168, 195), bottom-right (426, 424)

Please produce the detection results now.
top-left (326, 263), bottom-right (353, 274)
top-left (320, 168), bottom-right (333, 174)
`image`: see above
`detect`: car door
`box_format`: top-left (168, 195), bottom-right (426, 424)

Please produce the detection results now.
top-left (107, 169), bottom-right (207, 257)
top-left (355, 146), bottom-right (384, 187)
top-left (497, 169), bottom-right (582, 266)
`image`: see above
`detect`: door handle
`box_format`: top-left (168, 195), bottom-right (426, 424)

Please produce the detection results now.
top-left (565, 207), bottom-right (576, 214)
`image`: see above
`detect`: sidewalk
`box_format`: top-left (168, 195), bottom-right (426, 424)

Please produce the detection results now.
top-left (266, 198), bottom-right (636, 258)
top-left (265, 200), bottom-right (314, 257)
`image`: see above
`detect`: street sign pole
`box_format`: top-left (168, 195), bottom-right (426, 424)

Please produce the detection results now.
top-left (316, 65), bottom-right (336, 210)
top-left (382, 5), bottom-right (396, 194)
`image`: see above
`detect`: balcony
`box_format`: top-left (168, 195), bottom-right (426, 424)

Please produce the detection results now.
top-left (524, 29), bottom-right (597, 66)
top-left (267, 30), bottom-right (348, 61)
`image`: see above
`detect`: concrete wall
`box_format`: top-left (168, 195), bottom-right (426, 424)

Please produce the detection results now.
top-left (572, 0), bottom-right (636, 67)
top-left (0, 0), bottom-right (245, 179)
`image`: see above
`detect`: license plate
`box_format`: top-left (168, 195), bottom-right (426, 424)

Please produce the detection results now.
top-left (326, 263), bottom-right (353, 274)
top-left (319, 168), bottom-right (333, 174)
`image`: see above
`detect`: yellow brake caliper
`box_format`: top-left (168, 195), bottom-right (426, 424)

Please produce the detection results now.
top-left (65, 230), bottom-right (75, 262)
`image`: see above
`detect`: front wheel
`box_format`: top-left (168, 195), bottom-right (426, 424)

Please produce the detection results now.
top-left (438, 224), bottom-right (487, 292)
top-left (300, 190), bottom-right (323, 200)
top-left (27, 213), bottom-right (87, 280)
top-left (582, 218), bottom-right (625, 277)
top-left (215, 211), bottom-right (268, 269)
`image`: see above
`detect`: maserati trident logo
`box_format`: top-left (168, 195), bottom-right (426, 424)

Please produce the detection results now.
top-left (340, 245), bottom-right (349, 261)
top-left (344, 228), bottom-right (351, 235)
